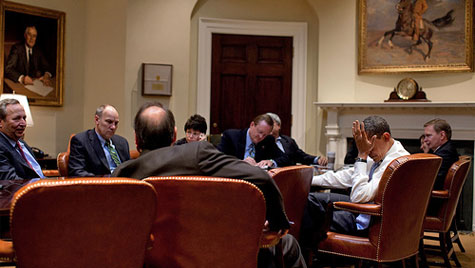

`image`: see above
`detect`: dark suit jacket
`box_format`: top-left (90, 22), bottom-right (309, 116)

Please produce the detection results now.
top-left (0, 133), bottom-right (40, 180)
top-left (280, 135), bottom-right (316, 165)
top-left (112, 141), bottom-right (290, 231)
top-left (217, 129), bottom-right (290, 167)
top-left (68, 129), bottom-right (130, 177)
top-left (5, 43), bottom-right (51, 82)
top-left (433, 140), bottom-right (459, 190)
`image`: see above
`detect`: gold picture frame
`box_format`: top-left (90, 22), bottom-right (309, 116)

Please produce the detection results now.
top-left (1, 1), bottom-right (65, 106)
top-left (358, 0), bottom-right (473, 74)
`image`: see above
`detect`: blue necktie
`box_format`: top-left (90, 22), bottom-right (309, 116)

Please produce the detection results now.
top-left (356, 161), bottom-right (381, 230)
top-left (248, 144), bottom-right (255, 158)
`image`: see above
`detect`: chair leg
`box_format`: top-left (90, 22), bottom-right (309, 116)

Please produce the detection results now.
top-left (419, 238), bottom-right (428, 268)
top-left (439, 232), bottom-right (452, 268)
top-left (450, 220), bottom-right (465, 253)
top-left (444, 232), bottom-right (461, 267)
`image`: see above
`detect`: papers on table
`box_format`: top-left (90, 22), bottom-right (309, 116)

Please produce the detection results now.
top-left (25, 79), bottom-right (54, 97)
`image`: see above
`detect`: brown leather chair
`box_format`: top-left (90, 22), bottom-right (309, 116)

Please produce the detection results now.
top-left (144, 176), bottom-right (266, 268)
top-left (317, 154), bottom-right (442, 266)
top-left (10, 178), bottom-right (157, 268)
top-left (421, 157), bottom-right (471, 267)
top-left (0, 239), bottom-right (14, 264)
top-left (268, 165), bottom-right (313, 240)
top-left (57, 134), bottom-right (74, 176)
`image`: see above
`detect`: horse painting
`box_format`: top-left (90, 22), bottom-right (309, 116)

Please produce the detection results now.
top-left (376, 0), bottom-right (454, 61)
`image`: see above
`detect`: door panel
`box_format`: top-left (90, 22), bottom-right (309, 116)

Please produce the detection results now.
top-left (211, 34), bottom-right (292, 135)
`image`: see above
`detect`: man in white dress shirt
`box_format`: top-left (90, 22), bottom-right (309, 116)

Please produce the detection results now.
top-left (300, 116), bottom-right (409, 248)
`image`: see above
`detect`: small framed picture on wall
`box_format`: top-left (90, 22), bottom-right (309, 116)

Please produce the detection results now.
top-left (142, 63), bottom-right (173, 96)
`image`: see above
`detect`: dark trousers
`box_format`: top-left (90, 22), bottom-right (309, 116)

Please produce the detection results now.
top-left (300, 192), bottom-right (360, 249)
top-left (258, 234), bottom-right (307, 268)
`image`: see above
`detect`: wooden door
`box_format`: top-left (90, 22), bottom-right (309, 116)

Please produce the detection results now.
top-left (210, 34), bottom-right (292, 135)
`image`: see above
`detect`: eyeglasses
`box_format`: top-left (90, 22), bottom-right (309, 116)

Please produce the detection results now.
top-left (186, 131), bottom-right (202, 138)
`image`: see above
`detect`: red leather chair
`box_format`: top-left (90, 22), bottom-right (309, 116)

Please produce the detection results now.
top-left (0, 239), bottom-right (14, 264)
top-left (421, 156), bottom-right (471, 267)
top-left (10, 178), bottom-right (157, 268)
top-left (317, 154), bottom-right (442, 266)
top-left (144, 176), bottom-right (266, 268)
top-left (268, 165), bottom-right (313, 240)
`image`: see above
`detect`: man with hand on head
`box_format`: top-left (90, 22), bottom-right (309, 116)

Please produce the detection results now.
top-left (68, 104), bottom-right (130, 177)
top-left (0, 98), bottom-right (44, 180)
top-left (113, 102), bottom-right (307, 268)
top-left (301, 116), bottom-right (409, 248)
top-left (217, 114), bottom-right (291, 168)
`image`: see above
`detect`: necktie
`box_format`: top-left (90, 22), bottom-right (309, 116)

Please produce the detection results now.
top-left (16, 141), bottom-right (34, 170)
top-left (27, 49), bottom-right (34, 76)
top-left (106, 141), bottom-right (121, 166)
top-left (356, 161), bottom-right (382, 230)
top-left (248, 144), bottom-right (256, 158)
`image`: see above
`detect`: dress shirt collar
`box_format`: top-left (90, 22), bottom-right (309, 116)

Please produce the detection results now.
top-left (95, 130), bottom-right (109, 147)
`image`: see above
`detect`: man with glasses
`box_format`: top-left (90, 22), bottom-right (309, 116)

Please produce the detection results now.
top-left (175, 114), bottom-right (207, 145)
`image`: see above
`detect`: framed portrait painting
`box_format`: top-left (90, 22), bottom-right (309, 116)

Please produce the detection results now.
top-left (359, 0), bottom-right (473, 73)
top-left (0, 1), bottom-right (65, 106)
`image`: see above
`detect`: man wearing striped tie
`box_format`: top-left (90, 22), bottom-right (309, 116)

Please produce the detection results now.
top-left (68, 104), bottom-right (130, 177)
top-left (300, 116), bottom-right (409, 249)
top-left (0, 98), bottom-right (45, 180)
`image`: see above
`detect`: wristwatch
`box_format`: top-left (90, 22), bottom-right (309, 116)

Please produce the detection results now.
top-left (355, 158), bottom-right (367, 163)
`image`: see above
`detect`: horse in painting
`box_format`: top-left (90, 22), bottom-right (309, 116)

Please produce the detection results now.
top-left (377, 0), bottom-right (454, 61)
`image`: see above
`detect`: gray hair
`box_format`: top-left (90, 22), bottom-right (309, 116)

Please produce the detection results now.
top-left (363, 116), bottom-right (391, 138)
top-left (0, 99), bottom-right (20, 120)
top-left (266, 112), bottom-right (281, 126)
top-left (95, 104), bottom-right (116, 118)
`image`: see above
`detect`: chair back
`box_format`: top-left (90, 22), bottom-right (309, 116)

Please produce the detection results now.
top-left (368, 153), bottom-right (442, 261)
top-left (11, 178), bottom-right (157, 268)
top-left (144, 176), bottom-right (266, 268)
top-left (57, 134), bottom-right (74, 176)
top-left (425, 156), bottom-right (471, 232)
top-left (269, 165), bottom-right (313, 239)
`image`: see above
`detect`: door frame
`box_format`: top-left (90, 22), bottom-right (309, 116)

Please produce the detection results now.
top-left (197, 17), bottom-right (308, 147)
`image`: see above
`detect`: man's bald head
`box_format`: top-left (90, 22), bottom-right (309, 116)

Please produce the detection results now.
top-left (134, 102), bottom-right (176, 152)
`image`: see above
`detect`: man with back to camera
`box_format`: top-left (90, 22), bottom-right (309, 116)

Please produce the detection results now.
top-left (266, 112), bottom-right (328, 166)
top-left (217, 114), bottom-right (291, 168)
top-left (112, 102), bottom-right (307, 268)
top-left (300, 116), bottom-right (409, 249)
top-left (174, 114), bottom-right (207, 145)
top-left (0, 98), bottom-right (44, 180)
top-left (5, 25), bottom-right (52, 87)
top-left (68, 104), bottom-right (130, 177)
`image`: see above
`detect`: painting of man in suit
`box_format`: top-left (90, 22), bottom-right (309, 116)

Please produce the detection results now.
top-left (1, 2), bottom-right (64, 106)
top-left (5, 25), bottom-right (53, 87)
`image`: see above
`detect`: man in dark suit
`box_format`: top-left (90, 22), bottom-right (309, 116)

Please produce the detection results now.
top-left (112, 102), bottom-right (306, 268)
top-left (4, 26), bottom-right (52, 87)
top-left (423, 118), bottom-right (459, 190)
top-left (217, 114), bottom-right (290, 168)
top-left (267, 113), bottom-right (327, 166)
top-left (423, 119), bottom-right (459, 216)
top-left (68, 104), bottom-right (130, 177)
top-left (0, 98), bottom-right (44, 180)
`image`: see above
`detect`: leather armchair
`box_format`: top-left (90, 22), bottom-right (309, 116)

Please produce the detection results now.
top-left (317, 154), bottom-right (442, 265)
top-left (144, 176), bottom-right (266, 268)
top-left (57, 134), bottom-right (74, 176)
top-left (10, 178), bottom-right (157, 268)
top-left (422, 156), bottom-right (471, 267)
top-left (268, 165), bottom-right (313, 240)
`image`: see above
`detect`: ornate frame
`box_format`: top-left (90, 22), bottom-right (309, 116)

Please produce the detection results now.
top-left (358, 0), bottom-right (473, 73)
top-left (0, 1), bottom-right (65, 106)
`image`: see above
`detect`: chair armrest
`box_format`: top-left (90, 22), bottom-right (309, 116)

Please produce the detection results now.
top-left (260, 229), bottom-right (288, 248)
top-left (0, 239), bottom-right (14, 261)
top-left (42, 169), bottom-right (60, 177)
top-left (333, 201), bottom-right (382, 216)
top-left (431, 190), bottom-right (449, 199)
